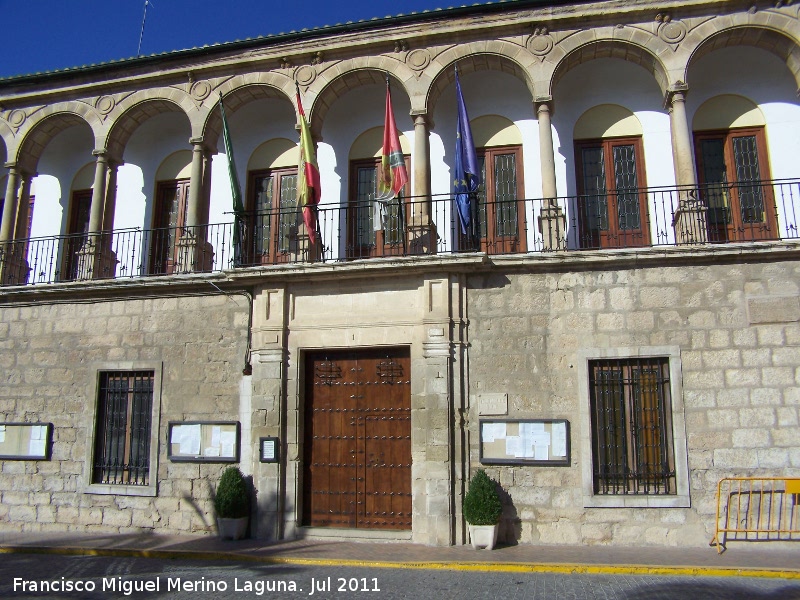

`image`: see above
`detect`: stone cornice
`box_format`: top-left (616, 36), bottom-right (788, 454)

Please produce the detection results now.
top-left (2, 241), bottom-right (800, 305)
top-left (0, 0), bottom-right (770, 108)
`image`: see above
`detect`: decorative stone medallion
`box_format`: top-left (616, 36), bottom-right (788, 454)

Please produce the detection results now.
top-left (8, 109), bottom-right (26, 128)
top-left (526, 26), bottom-right (554, 56)
top-left (406, 48), bottom-right (431, 72)
top-left (95, 95), bottom-right (115, 115)
top-left (656, 14), bottom-right (687, 44)
top-left (294, 65), bottom-right (317, 86)
top-left (190, 80), bottom-right (212, 101)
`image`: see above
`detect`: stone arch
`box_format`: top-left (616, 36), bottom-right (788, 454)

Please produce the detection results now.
top-left (15, 109), bottom-right (96, 174)
top-left (0, 118), bottom-right (15, 161)
top-left (549, 36), bottom-right (671, 98)
top-left (425, 42), bottom-right (538, 115)
top-left (205, 79), bottom-right (295, 150)
top-left (105, 90), bottom-right (196, 161)
top-left (306, 57), bottom-right (417, 137)
top-left (684, 22), bottom-right (800, 91)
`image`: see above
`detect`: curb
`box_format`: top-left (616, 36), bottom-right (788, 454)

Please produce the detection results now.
top-left (2, 546), bottom-right (799, 580)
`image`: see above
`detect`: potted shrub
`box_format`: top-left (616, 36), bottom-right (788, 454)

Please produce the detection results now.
top-left (463, 469), bottom-right (502, 550)
top-left (214, 466), bottom-right (250, 540)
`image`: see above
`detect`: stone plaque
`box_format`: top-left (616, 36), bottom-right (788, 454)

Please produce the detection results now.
top-left (477, 393), bottom-right (508, 416)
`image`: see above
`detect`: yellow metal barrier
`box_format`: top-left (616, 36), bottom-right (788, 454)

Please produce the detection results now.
top-left (710, 477), bottom-right (800, 553)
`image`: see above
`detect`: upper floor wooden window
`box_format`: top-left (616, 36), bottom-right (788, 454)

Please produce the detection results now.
top-left (347, 157), bottom-right (410, 259)
top-left (575, 137), bottom-right (650, 249)
top-left (694, 127), bottom-right (777, 242)
top-left (150, 179), bottom-right (189, 275)
top-left (467, 145), bottom-right (526, 254)
top-left (61, 189), bottom-right (92, 281)
top-left (245, 167), bottom-right (298, 265)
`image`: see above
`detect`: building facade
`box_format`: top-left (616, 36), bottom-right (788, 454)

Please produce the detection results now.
top-left (0, 0), bottom-right (799, 548)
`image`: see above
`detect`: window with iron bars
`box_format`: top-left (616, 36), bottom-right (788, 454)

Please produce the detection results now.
top-left (92, 371), bottom-right (154, 486)
top-left (588, 358), bottom-right (676, 495)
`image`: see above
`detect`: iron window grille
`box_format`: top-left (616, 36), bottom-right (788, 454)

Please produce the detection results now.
top-left (92, 370), bottom-right (154, 486)
top-left (589, 358), bottom-right (676, 495)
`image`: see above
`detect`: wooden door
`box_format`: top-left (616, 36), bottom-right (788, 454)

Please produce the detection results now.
top-left (303, 348), bottom-right (411, 530)
top-left (62, 189), bottom-right (92, 280)
top-left (150, 179), bottom-right (189, 274)
top-left (694, 128), bottom-right (777, 243)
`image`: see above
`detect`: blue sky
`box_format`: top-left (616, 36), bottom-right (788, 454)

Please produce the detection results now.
top-left (0, 0), bottom-right (455, 79)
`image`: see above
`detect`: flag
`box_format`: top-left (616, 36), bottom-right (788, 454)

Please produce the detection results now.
top-left (453, 67), bottom-right (480, 236)
top-left (375, 80), bottom-right (409, 231)
top-left (219, 94), bottom-right (245, 264)
top-left (296, 88), bottom-right (321, 245)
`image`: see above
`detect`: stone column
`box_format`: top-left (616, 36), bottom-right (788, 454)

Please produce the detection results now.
top-left (102, 161), bottom-right (119, 233)
top-left (0, 167), bottom-right (28, 285)
top-left (76, 151), bottom-right (113, 280)
top-left (176, 139), bottom-right (214, 272)
top-left (0, 164), bottom-right (20, 243)
top-left (99, 161), bottom-right (119, 275)
top-left (407, 112), bottom-right (436, 254)
top-left (668, 87), bottom-right (707, 244)
top-left (13, 173), bottom-right (33, 240)
top-left (535, 99), bottom-right (566, 251)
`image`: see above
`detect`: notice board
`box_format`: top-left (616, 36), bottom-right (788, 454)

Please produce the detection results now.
top-left (479, 419), bottom-right (570, 466)
top-left (167, 421), bottom-right (240, 463)
top-left (0, 423), bottom-right (52, 460)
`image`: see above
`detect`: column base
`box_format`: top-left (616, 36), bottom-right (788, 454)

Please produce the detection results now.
top-left (76, 238), bottom-right (117, 281)
top-left (672, 193), bottom-right (708, 245)
top-left (175, 234), bottom-right (214, 273)
top-left (289, 224), bottom-right (322, 263)
top-left (538, 203), bottom-right (566, 251)
top-left (0, 244), bottom-right (30, 285)
top-left (407, 216), bottom-right (438, 255)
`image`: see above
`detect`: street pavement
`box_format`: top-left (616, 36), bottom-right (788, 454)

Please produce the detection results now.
top-left (0, 530), bottom-right (797, 579)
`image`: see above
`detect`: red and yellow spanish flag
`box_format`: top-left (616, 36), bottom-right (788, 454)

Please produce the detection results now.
top-left (296, 89), bottom-right (321, 244)
top-left (378, 82), bottom-right (409, 199)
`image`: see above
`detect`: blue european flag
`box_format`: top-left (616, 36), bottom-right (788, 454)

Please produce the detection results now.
top-left (454, 67), bottom-right (480, 236)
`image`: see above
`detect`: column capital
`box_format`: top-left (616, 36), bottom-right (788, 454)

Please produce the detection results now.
top-left (664, 82), bottom-right (689, 109)
top-left (189, 136), bottom-right (207, 149)
top-left (4, 162), bottom-right (18, 171)
top-left (92, 149), bottom-right (108, 160)
top-left (411, 111), bottom-right (434, 130)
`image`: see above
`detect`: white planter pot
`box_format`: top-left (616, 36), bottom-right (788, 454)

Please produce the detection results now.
top-left (468, 524), bottom-right (499, 550)
top-left (217, 517), bottom-right (249, 540)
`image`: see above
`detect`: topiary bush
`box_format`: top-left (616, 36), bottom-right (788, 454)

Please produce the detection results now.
top-left (214, 466), bottom-right (250, 519)
top-left (463, 469), bottom-right (502, 526)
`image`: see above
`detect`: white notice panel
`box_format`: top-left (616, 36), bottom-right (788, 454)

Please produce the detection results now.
top-left (479, 419), bottom-right (570, 466)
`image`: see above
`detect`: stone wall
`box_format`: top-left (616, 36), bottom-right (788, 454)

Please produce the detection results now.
top-left (466, 254), bottom-right (800, 547)
top-left (0, 292), bottom-right (249, 535)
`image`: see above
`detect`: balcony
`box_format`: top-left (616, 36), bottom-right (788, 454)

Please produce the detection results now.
top-left (1, 178), bottom-right (798, 287)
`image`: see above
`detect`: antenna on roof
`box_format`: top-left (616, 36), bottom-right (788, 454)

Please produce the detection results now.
top-left (137, 0), bottom-right (155, 57)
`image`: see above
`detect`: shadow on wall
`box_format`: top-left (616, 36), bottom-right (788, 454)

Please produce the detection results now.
top-left (498, 485), bottom-right (522, 545)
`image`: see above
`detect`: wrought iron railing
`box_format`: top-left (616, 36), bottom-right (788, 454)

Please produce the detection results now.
top-left (1, 178), bottom-right (798, 286)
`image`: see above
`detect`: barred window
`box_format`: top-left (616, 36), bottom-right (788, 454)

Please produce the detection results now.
top-left (92, 371), bottom-right (154, 486)
top-left (589, 358), bottom-right (676, 495)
